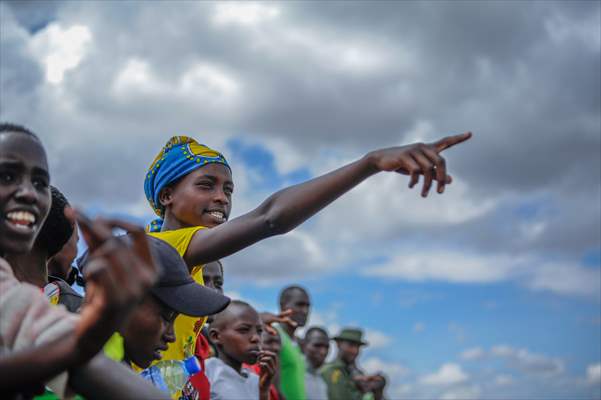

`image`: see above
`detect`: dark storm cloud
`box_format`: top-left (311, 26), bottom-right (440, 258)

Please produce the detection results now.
top-left (0, 0), bottom-right (598, 277)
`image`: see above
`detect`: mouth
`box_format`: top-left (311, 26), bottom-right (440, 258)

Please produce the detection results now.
top-left (4, 210), bottom-right (38, 234)
top-left (205, 209), bottom-right (227, 224)
top-left (152, 344), bottom-right (168, 360)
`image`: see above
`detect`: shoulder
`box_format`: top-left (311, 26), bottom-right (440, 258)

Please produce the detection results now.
top-left (149, 226), bottom-right (207, 255)
top-left (320, 361), bottom-right (344, 380)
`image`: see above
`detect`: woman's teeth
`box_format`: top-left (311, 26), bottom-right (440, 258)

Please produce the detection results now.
top-left (6, 211), bottom-right (36, 227)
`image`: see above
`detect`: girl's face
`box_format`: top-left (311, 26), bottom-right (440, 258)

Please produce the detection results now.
top-left (0, 132), bottom-right (51, 255)
top-left (161, 163), bottom-right (233, 228)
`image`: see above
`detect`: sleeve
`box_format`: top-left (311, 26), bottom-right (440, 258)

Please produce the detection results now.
top-left (148, 226), bottom-right (206, 257)
top-left (0, 257), bottom-right (78, 399)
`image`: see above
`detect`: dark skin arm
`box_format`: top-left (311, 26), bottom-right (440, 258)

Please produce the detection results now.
top-left (0, 211), bottom-right (158, 393)
top-left (259, 309), bottom-right (296, 335)
top-left (182, 133), bottom-right (472, 266)
top-left (68, 353), bottom-right (170, 400)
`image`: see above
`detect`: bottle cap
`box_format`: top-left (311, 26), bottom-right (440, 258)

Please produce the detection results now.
top-left (184, 356), bottom-right (201, 375)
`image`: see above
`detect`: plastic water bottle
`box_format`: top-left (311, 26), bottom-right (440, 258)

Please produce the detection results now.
top-left (156, 357), bottom-right (201, 397)
top-left (140, 365), bottom-right (169, 393)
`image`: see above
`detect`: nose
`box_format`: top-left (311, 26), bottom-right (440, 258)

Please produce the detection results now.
top-left (163, 321), bottom-right (176, 343)
top-left (213, 187), bottom-right (230, 206)
top-left (15, 181), bottom-right (38, 205)
top-left (250, 332), bottom-right (260, 344)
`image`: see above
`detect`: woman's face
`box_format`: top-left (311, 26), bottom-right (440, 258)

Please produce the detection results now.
top-left (161, 163), bottom-right (233, 228)
top-left (0, 132), bottom-right (50, 255)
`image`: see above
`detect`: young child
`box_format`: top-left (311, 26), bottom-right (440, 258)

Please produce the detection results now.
top-left (92, 236), bottom-right (230, 370)
top-left (0, 123), bottom-right (161, 397)
top-left (244, 329), bottom-right (284, 400)
top-left (207, 300), bottom-right (277, 400)
top-left (142, 131), bottom-right (471, 387)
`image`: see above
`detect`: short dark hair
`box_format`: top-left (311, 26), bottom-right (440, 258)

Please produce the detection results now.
top-left (0, 123), bottom-right (40, 141)
top-left (305, 326), bottom-right (329, 341)
top-left (279, 285), bottom-right (308, 306)
top-left (211, 300), bottom-right (254, 330)
top-left (36, 186), bottom-right (74, 258)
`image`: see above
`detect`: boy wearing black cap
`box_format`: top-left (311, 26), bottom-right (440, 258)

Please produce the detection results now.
top-left (101, 236), bottom-right (230, 371)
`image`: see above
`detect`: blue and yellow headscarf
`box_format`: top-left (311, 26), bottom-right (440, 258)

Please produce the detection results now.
top-left (144, 136), bottom-right (230, 232)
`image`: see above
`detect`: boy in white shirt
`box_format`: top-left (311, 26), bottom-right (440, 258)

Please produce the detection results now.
top-left (207, 300), bottom-right (277, 400)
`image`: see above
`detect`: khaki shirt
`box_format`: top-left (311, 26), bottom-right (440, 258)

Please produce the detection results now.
top-left (320, 359), bottom-right (363, 400)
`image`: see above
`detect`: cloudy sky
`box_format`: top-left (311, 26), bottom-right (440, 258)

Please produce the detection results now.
top-left (1, 1), bottom-right (600, 398)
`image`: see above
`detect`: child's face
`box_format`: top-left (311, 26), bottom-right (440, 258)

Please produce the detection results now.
top-left (214, 306), bottom-right (263, 365)
top-left (162, 163), bottom-right (233, 228)
top-left (0, 132), bottom-right (50, 255)
top-left (261, 330), bottom-right (281, 355)
top-left (304, 331), bottom-right (330, 369)
top-left (202, 261), bottom-right (224, 293)
top-left (47, 227), bottom-right (78, 279)
top-left (121, 295), bottom-right (177, 368)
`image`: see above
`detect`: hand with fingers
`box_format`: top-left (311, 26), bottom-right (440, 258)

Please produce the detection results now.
top-left (69, 209), bottom-right (159, 360)
top-left (259, 309), bottom-right (297, 335)
top-left (257, 350), bottom-right (277, 400)
top-left (366, 132), bottom-right (472, 197)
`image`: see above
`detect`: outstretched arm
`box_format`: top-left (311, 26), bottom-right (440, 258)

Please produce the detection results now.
top-left (184, 132), bottom-right (472, 266)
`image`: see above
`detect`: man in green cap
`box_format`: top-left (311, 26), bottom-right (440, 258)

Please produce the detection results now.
top-left (320, 328), bottom-right (386, 400)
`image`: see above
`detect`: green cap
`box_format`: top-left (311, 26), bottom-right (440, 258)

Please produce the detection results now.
top-left (333, 328), bottom-right (368, 346)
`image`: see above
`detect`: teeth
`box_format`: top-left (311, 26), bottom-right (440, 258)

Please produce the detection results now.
top-left (6, 211), bottom-right (36, 225)
top-left (209, 211), bottom-right (224, 220)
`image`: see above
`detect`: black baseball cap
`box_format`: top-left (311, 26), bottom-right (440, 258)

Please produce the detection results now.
top-left (77, 235), bottom-right (230, 317)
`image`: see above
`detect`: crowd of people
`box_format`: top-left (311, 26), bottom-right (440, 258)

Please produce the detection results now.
top-left (0, 122), bottom-right (471, 399)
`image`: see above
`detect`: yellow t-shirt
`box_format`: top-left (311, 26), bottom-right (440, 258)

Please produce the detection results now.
top-left (147, 226), bottom-right (207, 364)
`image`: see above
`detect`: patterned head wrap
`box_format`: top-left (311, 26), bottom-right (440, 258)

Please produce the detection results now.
top-left (144, 136), bottom-right (230, 232)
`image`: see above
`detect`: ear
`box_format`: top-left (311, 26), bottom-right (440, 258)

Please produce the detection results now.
top-left (158, 186), bottom-right (174, 208)
top-left (208, 327), bottom-right (221, 345)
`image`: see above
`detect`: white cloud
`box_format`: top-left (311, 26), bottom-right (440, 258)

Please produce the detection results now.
top-left (413, 322), bottom-right (426, 333)
top-left (491, 345), bottom-right (565, 376)
top-left (212, 2), bottom-right (280, 27)
top-left (494, 374), bottom-right (514, 386)
top-left (526, 261), bottom-right (601, 299)
top-left (366, 250), bottom-right (516, 283)
top-left (30, 23), bottom-right (92, 84)
top-left (440, 384), bottom-right (481, 400)
top-left (586, 363), bottom-right (601, 385)
top-left (179, 62), bottom-right (240, 100)
top-left (461, 347), bottom-right (485, 361)
top-left (112, 58), bottom-right (163, 96)
top-left (365, 250), bottom-right (601, 299)
top-left (363, 357), bottom-right (409, 378)
top-left (364, 329), bottom-right (393, 349)
top-left (420, 363), bottom-right (469, 386)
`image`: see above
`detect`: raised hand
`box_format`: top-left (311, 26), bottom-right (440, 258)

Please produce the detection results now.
top-left (70, 209), bottom-right (158, 357)
top-left (367, 132), bottom-right (472, 197)
top-left (260, 309), bottom-right (297, 335)
top-left (258, 350), bottom-right (277, 391)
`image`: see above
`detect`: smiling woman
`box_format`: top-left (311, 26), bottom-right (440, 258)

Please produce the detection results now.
top-left (0, 123), bottom-right (50, 257)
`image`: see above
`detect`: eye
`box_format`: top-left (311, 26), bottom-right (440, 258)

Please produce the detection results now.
top-left (224, 186), bottom-right (234, 196)
top-left (197, 180), bottom-right (213, 187)
top-left (32, 177), bottom-right (49, 190)
top-left (161, 309), bottom-right (177, 323)
top-left (0, 171), bottom-right (15, 184)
